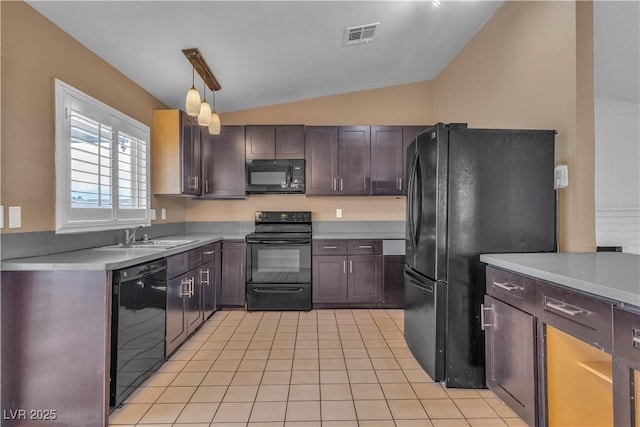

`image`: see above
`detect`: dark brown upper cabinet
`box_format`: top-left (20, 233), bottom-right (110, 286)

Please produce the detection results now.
top-left (305, 126), bottom-right (370, 196)
top-left (152, 110), bottom-right (202, 196)
top-left (204, 126), bottom-right (246, 198)
top-left (371, 126), bottom-right (403, 195)
top-left (245, 125), bottom-right (305, 160)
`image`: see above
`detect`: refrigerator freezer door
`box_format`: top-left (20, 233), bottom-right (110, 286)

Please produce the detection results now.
top-left (403, 266), bottom-right (446, 382)
top-left (405, 126), bottom-right (448, 281)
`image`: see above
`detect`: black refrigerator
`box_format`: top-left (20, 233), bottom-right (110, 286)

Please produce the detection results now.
top-left (404, 123), bottom-right (556, 388)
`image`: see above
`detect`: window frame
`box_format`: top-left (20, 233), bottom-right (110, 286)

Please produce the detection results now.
top-left (55, 79), bottom-right (151, 234)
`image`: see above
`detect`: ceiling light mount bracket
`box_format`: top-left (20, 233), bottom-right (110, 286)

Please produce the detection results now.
top-left (182, 48), bottom-right (221, 92)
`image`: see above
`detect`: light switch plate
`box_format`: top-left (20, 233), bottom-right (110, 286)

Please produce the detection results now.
top-left (161, 208), bottom-right (167, 220)
top-left (149, 209), bottom-right (157, 220)
top-left (336, 208), bottom-right (342, 218)
top-left (9, 206), bottom-right (21, 228)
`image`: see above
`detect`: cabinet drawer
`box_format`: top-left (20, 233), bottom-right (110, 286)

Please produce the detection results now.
top-left (613, 306), bottom-right (640, 366)
top-left (348, 240), bottom-right (382, 255)
top-left (166, 252), bottom-right (189, 279)
top-left (537, 282), bottom-right (613, 351)
top-left (313, 240), bottom-right (347, 255)
top-left (200, 244), bottom-right (218, 263)
top-left (486, 267), bottom-right (534, 313)
top-left (188, 247), bottom-right (204, 270)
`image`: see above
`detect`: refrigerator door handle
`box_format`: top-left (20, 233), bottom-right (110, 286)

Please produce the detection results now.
top-left (408, 152), bottom-right (420, 254)
top-left (403, 269), bottom-right (434, 293)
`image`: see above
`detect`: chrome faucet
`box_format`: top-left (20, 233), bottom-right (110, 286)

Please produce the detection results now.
top-left (124, 225), bottom-right (144, 246)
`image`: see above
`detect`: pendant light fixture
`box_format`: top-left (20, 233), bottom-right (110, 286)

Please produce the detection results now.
top-left (182, 48), bottom-right (221, 125)
top-left (185, 65), bottom-right (201, 116)
top-left (197, 80), bottom-right (212, 126)
top-left (209, 89), bottom-right (221, 135)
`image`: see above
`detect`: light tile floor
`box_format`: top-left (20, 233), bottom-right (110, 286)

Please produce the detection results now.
top-left (109, 309), bottom-right (526, 427)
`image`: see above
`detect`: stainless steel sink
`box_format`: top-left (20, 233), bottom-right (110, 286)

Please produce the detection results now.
top-left (95, 239), bottom-right (196, 250)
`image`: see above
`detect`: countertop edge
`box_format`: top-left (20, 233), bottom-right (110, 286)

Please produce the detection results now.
top-left (480, 253), bottom-right (640, 307)
top-left (0, 234), bottom-right (237, 271)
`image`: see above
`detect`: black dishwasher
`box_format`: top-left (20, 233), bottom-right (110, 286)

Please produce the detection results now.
top-left (110, 259), bottom-right (167, 408)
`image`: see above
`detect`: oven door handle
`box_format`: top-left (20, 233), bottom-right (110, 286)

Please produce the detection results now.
top-left (246, 239), bottom-right (311, 244)
top-left (252, 287), bottom-right (305, 294)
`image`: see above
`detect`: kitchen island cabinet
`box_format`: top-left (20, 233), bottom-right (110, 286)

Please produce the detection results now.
top-left (481, 253), bottom-right (640, 427)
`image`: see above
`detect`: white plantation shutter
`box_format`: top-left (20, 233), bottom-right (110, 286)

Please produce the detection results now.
top-left (55, 80), bottom-right (150, 233)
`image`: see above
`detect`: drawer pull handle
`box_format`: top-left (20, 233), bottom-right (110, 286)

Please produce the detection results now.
top-left (493, 281), bottom-right (523, 292)
top-left (480, 304), bottom-right (493, 330)
top-left (203, 250), bottom-right (215, 255)
top-left (546, 301), bottom-right (584, 316)
top-left (323, 246), bottom-right (338, 249)
top-left (358, 245), bottom-right (373, 249)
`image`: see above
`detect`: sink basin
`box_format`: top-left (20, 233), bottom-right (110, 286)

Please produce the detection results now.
top-left (95, 239), bottom-right (196, 250)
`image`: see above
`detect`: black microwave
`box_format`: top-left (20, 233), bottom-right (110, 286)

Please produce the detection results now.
top-left (245, 159), bottom-right (305, 194)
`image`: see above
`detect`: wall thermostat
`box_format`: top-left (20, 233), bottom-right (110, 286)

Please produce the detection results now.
top-left (554, 164), bottom-right (569, 189)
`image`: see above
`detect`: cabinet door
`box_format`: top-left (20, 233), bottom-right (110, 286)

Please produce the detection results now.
top-left (305, 126), bottom-right (339, 195)
top-left (181, 113), bottom-right (201, 195)
top-left (371, 126), bottom-right (403, 195)
top-left (201, 132), bottom-right (215, 197)
top-left (166, 274), bottom-right (188, 356)
top-left (200, 260), bottom-right (216, 319)
top-left (221, 241), bottom-right (246, 306)
top-left (484, 295), bottom-right (536, 427)
top-left (383, 255), bottom-right (404, 306)
top-left (275, 125), bottom-right (305, 159)
top-left (212, 242), bottom-right (223, 307)
top-left (185, 271), bottom-right (202, 335)
top-left (347, 255), bottom-right (382, 303)
top-left (246, 125), bottom-right (275, 160)
top-left (209, 126), bottom-right (246, 198)
top-left (338, 126), bottom-right (371, 195)
top-left (312, 256), bottom-right (348, 303)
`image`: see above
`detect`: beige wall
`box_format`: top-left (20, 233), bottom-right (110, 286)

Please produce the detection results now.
top-left (0, 2), bottom-right (184, 233)
top-left (185, 81), bottom-right (435, 222)
top-left (2, 1), bottom-right (597, 251)
top-left (433, 1), bottom-right (596, 251)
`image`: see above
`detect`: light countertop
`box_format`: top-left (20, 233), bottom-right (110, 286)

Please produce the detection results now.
top-left (480, 252), bottom-right (640, 307)
top-left (0, 233), bottom-right (245, 271)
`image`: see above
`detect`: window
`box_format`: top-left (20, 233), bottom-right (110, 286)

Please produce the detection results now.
top-left (55, 79), bottom-right (151, 233)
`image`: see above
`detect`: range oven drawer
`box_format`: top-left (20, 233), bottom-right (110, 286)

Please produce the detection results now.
top-left (246, 283), bottom-right (311, 311)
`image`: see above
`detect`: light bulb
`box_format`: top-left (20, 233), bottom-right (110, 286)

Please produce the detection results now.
top-left (198, 101), bottom-right (211, 126)
top-left (185, 87), bottom-right (201, 116)
top-left (209, 112), bottom-right (221, 135)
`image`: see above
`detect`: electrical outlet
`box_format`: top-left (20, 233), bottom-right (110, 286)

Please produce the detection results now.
top-left (161, 208), bottom-right (167, 220)
top-left (336, 208), bottom-right (342, 218)
top-left (9, 206), bottom-right (21, 228)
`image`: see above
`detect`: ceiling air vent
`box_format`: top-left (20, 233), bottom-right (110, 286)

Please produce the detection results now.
top-left (344, 22), bottom-right (379, 46)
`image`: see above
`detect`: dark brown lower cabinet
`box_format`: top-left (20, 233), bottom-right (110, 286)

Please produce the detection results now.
top-left (312, 255), bottom-right (348, 303)
top-left (221, 241), bottom-right (246, 306)
top-left (347, 255), bottom-right (383, 303)
top-left (484, 295), bottom-right (536, 426)
top-left (201, 244), bottom-right (221, 319)
top-left (312, 254), bottom-right (382, 304)
top-left (383, 255), bottom-right (404, 307)
top-left (166, 268), bottom-right (202, 357)
top-left (484, 264), bottom-right (638, 427)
